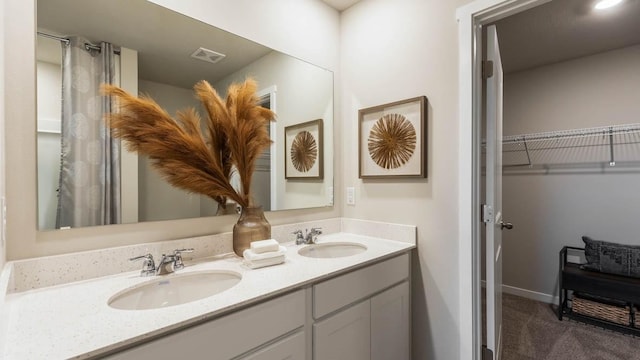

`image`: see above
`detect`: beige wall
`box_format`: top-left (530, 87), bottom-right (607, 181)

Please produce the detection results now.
top-left (341, 1), bottom-right (473, 359)
top-left (36, 61), bottom-right (62, 230)
top-left (137, 80), bottom-right (214, 222)
top-left (119, 47), bottom-right (140, 225)
top-left (214, 51), bottom-right (334, 211)
top-left (4, 0), bottom-right (340, 260)
top-left (502, 45), bottom-right (640, 299)
top-left (504, 44), bottom-right (640, 135)
top-left (0, 0), bottom-right (6, 269)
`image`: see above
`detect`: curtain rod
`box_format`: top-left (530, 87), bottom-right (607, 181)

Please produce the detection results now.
top-left (37, 32), bottom-right (121, 55)
top-left (37, 31), bottom-right (70, 45)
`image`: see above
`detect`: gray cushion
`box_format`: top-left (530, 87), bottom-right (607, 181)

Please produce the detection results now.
top-left (582, 236), bottom-right (640, 278)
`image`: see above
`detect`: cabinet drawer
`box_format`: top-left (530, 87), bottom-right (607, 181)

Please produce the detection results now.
top-left (106, 290), bottom-right (305, 360)
top-left (237, 330), bottom-right (305, 360)
top-left (313, 253), bottom-right (409, 318)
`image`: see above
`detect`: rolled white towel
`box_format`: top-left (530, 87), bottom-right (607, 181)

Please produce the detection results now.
top-left (244, 254), bottom-right (285, 269)
top-left (243, 245), bottom-right (287, 262)
top-left (250, 239), bottom-right (280, 254)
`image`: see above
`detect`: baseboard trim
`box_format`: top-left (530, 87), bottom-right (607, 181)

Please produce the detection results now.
top-left (481, 281), bottom-right (558, 305)
top-left (502, 284), bottom-right (558, 305)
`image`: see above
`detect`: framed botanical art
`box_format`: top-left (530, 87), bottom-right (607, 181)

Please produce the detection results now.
top-left (358, 96), bottom-right (427, 179)
top-left (285, 119), bottom-right (324, 179)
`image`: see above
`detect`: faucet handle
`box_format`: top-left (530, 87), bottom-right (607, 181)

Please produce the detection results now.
top-left (307, 227), bottom-right (323, 244)
top-left (173, 248), bottom-right (194, 270)
top-left (292, 230), bottom-right (305, 244)
top-left (130, 254), bottom-right (155, 276)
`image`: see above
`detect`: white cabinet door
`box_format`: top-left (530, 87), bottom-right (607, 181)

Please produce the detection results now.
top-left (313, 300), bottom-right (370, 360)
top-left (371, 281), bottom-right (410, 360)
top-left (238, 331), bottom-right (305, 360)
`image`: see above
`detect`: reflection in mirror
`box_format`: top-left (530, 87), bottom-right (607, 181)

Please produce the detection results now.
top-left (36, 0), bottom-right (334, 231)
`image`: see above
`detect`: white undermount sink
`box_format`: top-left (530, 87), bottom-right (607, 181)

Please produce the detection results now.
top-left (108, 270), bottom-right (242, 310)
top-left (298, 242), bottom-right (367, 259)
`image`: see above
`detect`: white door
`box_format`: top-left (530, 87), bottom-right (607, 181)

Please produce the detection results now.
top-left (485, 24), bottom-right (510, 360)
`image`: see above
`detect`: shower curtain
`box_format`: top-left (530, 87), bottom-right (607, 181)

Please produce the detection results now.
top-left (56, 37), bottom-right (121, 228)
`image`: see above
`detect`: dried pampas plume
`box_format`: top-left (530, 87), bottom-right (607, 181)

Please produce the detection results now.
top-left (102, 78), bottom-right (275, 208)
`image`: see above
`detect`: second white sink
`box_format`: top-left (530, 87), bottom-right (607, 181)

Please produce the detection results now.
top-left (108, 270), bottom-right (242, 310)
top-left (298, 242), bottom-right (367, 259)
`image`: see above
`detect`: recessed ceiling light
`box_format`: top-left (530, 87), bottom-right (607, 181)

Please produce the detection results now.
top-left (594, 0), bottom-right (623, 10)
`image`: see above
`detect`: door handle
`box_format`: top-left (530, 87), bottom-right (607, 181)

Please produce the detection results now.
top-left (500, 221), bottom-right (513, 230)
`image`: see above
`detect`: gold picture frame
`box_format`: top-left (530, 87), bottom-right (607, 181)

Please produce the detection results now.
top-left (358, 96), bottom-right (427, 179)
top-left (285, 119), bottom-right (324, 180)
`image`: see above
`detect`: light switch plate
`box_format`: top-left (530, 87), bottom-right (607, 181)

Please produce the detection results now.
top-left (328, 186), bottom-right (334, 205)
top-left (346, 187), bottom-right (355, 205)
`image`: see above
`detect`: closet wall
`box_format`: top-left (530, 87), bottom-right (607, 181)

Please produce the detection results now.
top-left (502, 44), bottom-right (640, 302)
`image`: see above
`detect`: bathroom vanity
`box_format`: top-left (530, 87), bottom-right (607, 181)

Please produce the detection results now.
top-left (108, 253), bottom-right (409, 360)
top-left (0, 219), bottom-right (415, 359)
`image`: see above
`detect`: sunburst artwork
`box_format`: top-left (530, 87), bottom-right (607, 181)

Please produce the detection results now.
top-left (358, 96), bottom-right (427, 178)
top-left (367, 114), bottom-right (416, 169)
top-left (291, 130), bottom-right (317, 172)
top-left (285, 119), bottom-right (324, 179)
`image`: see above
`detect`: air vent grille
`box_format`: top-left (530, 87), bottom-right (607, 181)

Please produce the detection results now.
top-left (190, 47), bottom-right (226, 64)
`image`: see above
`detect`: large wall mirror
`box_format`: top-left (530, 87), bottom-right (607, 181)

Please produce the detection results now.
top-left (36, 0), bottom-right (334, 231)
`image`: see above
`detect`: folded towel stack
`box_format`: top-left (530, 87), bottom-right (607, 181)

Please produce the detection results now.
top-left (243, 239), bottom-right (286, 269)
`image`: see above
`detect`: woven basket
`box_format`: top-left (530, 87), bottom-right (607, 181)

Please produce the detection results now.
top-left (572, 294), bottom-right (631, 325)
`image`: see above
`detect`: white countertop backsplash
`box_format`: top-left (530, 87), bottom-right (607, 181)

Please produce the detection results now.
top-left (7, 218), bottom-right (344, 293)
top-left (0, 218), bottom-right (416, 359)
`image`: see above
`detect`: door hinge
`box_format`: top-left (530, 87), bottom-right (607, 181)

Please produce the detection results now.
top-left (482, 346), bottom-right (494, 360)
top-left (482, 204), bottom-right (494, 224)
top-left (482, 60), bottom-right (494, 79)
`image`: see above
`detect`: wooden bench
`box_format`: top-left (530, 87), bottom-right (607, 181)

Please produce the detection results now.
top-left (559, 246), bottom-right (640, 335)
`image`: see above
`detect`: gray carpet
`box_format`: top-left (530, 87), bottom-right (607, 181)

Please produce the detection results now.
top-left (501, 293), bottom-right (640, 360)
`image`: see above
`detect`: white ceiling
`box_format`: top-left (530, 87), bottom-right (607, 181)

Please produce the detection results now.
top-left (321, 0), bottom-right (362, 11)
top-left (37, 0), bottom-right (272, 89)
top-left (493, 0), bottom-right (640, 73)
top-left (38, 0), bottom-right (640, 82)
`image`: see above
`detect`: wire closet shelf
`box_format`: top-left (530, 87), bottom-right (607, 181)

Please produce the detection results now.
top-left (490, 123), bottom-right (640, 169)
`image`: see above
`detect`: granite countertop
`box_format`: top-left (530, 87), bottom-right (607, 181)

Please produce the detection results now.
top-left (1, 232), bottom-right (414, 359)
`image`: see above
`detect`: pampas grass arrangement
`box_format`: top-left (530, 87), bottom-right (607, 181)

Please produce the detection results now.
top-left (102, 78), bottom-right (275, 209)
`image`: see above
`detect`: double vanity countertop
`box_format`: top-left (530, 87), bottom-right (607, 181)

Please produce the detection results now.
top-left (0, 232), bottom-right (414, 359)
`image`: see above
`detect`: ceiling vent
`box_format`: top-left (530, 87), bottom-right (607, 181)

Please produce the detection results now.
top-left (190, 47), bottom-right (226, 64)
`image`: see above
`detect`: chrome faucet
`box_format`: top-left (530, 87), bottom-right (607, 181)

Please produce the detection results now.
top-left (130, 248), bottom-right (194, 276)
top-left (129, 253), bottom-right (156, 277)
top-left (292, 228), bottom-right (323, 245)
top-left (172, 248), bottom-right (193, 271)
top-left (155, 253), bottom-right (178, 275)
top-left (156, 248), bottom-right (194, 275)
